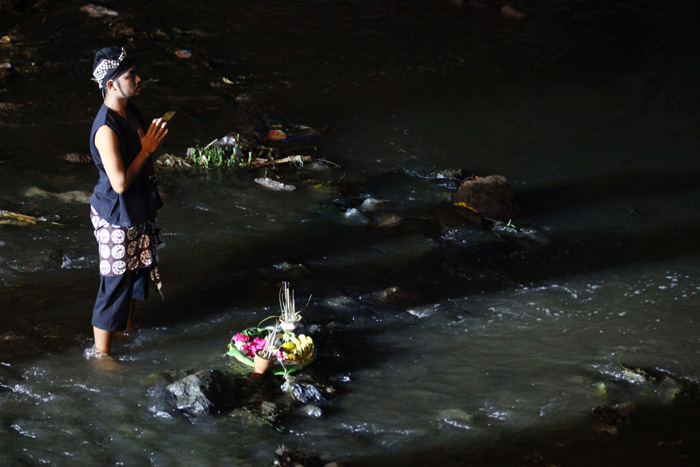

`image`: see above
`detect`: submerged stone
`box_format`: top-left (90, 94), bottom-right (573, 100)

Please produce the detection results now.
top-left (299, 404), bottom-right (323, 418)
top-left (259, 400), bottom-right (280, 424)
top-left (343, 208), bottom-right (369, 224)
top-left (283, 382), bottom-right (327, 405)
top-left (166, 369), bottom-right (238, 416)
top-left (438, 408), bottom-right (474, 429)
top-left (230, 406), bottom-right (272, 428)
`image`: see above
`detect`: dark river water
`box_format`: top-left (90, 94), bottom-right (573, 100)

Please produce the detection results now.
top-left (2, 0), bottom-right (700, 465)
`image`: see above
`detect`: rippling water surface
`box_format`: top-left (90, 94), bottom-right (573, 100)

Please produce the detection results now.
top-left (2, 0), bottom-right (699, 464)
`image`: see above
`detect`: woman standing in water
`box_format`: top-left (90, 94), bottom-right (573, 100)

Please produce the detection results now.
top-left (88, 46), bottom-right (168, 358)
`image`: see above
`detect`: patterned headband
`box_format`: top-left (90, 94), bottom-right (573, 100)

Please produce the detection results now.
top-left (92, 48), bottom-right (127, 88)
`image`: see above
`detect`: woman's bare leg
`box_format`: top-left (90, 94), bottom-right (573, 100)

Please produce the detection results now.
top-left (93, 326), bottom-right (112, 356)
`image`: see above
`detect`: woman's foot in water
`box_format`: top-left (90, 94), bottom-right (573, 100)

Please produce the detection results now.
top-left (84, 345), bottom-right (122, 371)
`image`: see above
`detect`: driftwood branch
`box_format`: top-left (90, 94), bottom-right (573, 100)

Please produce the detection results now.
top-left (0, 210), bottom-right (37, 224)
top-left (250, 155), bottom-right (311, 169)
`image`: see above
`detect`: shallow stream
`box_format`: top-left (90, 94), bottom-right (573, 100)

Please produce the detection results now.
top-left (1, 0), bottom-right (700, 464)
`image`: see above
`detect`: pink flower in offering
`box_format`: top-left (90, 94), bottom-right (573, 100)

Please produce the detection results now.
top-left (240, 337), bottom-right (269, 358)
top-left (232, 333), bottom-right (250, 343)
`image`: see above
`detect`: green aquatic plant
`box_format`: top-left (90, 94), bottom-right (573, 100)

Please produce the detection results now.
top-left (187, 145), bottom-right (227, 168)
top-left (186, 134), bottom-right (254, 169)
top-left (184, 134), bottom-right (313, 171)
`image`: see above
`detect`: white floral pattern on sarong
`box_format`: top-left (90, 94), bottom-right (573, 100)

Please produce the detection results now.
top-left (90, 205), bottom-right (164, 297)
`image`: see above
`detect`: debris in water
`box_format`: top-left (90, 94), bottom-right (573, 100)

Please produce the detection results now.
top-left (500, 4), bottom-right (527, 19)
top-left (155, 154), bottom-right (191, 169)
top-left (0, 62), bottom-right (12, 81)
top-left (63, 152), bottom-right (92, 164)
top-left (80, 4), bottom-right (119, 18)
top-left (250, 155), bottom-right (310, 169)
top-left (255, 178), bottom-right (296, 191)
top-left (619, 362), bottom-right (664, 382)
top-left (1, 210), bottom-right (37, 225)
top-left (175, 49), bottom-right (192, 59)
top-left (265, 129), bottom-right (287, 141)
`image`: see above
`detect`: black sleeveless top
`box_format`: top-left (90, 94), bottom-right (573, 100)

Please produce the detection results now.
top-left (89, 103), bottom-right (163, 227)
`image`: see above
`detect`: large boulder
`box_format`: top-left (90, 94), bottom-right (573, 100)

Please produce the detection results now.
top-left (166, 369), bottom-right (238, 416)
top-left (454, 175), bottom-right (517, 221)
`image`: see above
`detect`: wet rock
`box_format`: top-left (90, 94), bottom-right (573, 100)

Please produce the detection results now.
top-left (375, 213), bottom-right (402, 228)
top-left (343, 208), bottom-right (369, 224)
top-left (617, 363), bottom-right (700, 402)
top-left (377, 286), bottom-right (418, 305)
top-left (259, 400), bottom-right (280, 424)
top-left (590, 401), bottom-right (638, 426)
top-left (274, 445), bottom-right (333, 467)
top-left (438, 408), bottom-right (474, 429)
top-left (454, 175), bottom-right (517, 221)
top-left (230, 406), bottom-right (274, 427)
top-left (619, 362), bottom-right (665, 383)
top-left (166, 369), bottom-right (238, 416)
top-left (357, 196), bottom-right (387, 212)
top-left (298, 404), bottom-right (323, 418)
top-left (283, 382), bottom-right (327, 405)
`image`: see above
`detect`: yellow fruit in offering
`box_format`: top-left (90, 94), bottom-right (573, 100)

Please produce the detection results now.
top-left (281, 342), bottom-right (296, 351)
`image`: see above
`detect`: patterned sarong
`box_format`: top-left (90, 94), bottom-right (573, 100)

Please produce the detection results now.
top-left (90, 205), bottom-right (164, 299)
